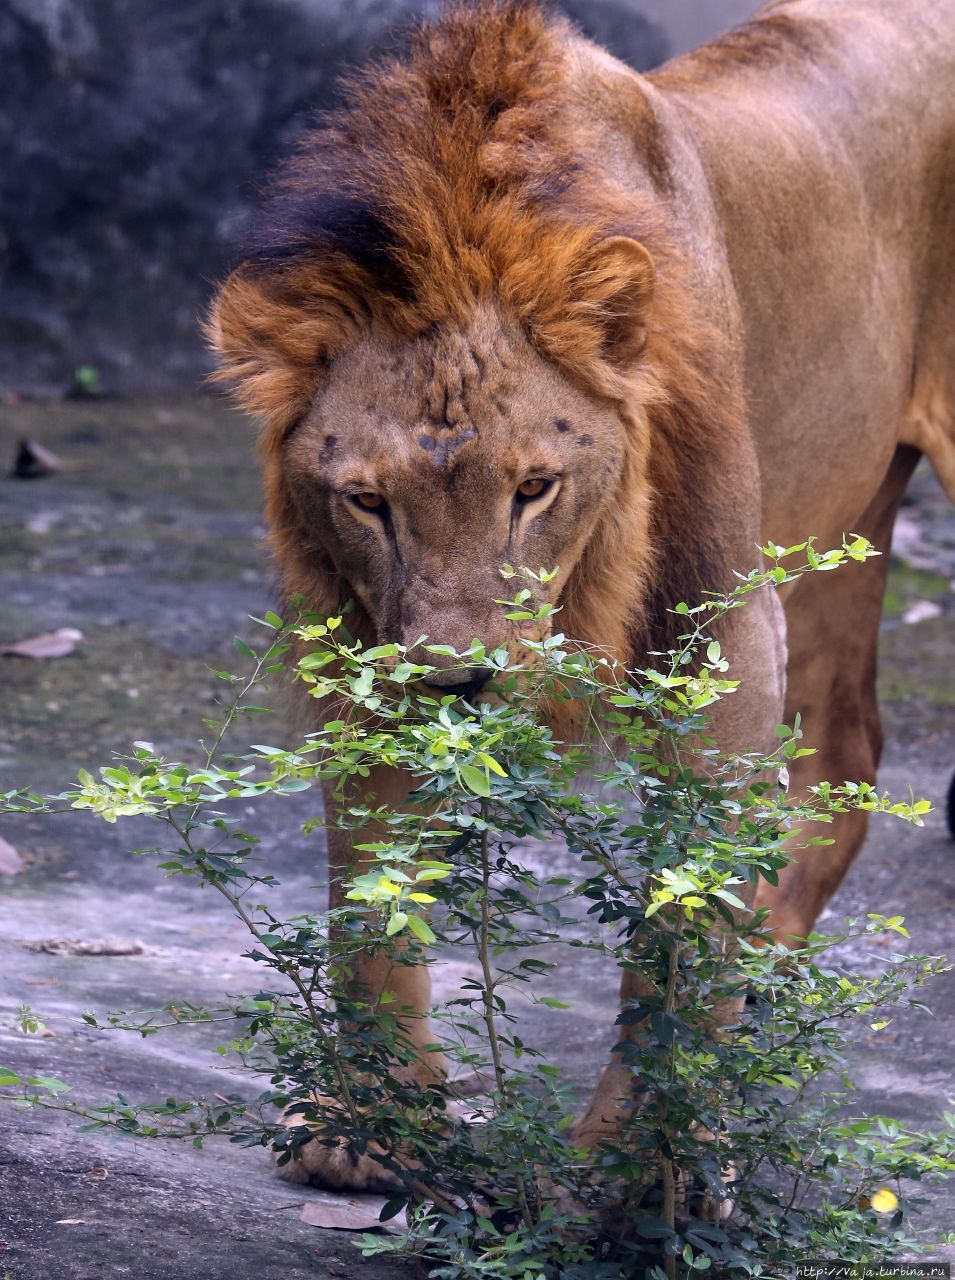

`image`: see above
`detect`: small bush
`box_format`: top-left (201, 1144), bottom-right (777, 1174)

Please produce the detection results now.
top-left (3, 537), bottom-right (953, 1278)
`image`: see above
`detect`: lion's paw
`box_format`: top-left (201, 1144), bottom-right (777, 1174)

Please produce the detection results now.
top-left (677, 1161), bottom-right (736, 1224)
top-left (278, 1132), bottom-right (401, 1193)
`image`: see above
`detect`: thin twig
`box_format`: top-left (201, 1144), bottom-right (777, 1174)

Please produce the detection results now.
top-left (475, 811), bottom-right (534, 1230)
top-left (659, 931), bottom-right (681, 1280)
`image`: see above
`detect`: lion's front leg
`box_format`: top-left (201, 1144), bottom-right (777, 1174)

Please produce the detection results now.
top-left (570, 964), bottom-right (653, 1154)
top-left (572, 915), bottom-right (751, 1225)
top-left (572, 592), bottom-right (784, 1217)
top-left (280, 767), bottom-right (447, 1191)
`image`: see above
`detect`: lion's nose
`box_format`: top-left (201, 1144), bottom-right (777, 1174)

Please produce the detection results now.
top-left (421, 666), bottom-right (494, 701)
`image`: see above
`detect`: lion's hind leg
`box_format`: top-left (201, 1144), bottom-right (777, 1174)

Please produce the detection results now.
top-left (901, 381), bottom-right (955, 505)
top-left (755, 446), bottom-right (921, 944)
top-left (901, 197), bottom-right (955, 508)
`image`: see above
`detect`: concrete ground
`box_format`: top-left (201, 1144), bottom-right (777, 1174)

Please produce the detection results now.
top-left (0, 398), bottom-right (953, 1278)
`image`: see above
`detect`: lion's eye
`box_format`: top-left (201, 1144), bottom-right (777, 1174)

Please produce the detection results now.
top-left (350, 491), bottom-right (386, 513)
top-left (515, 477), bottom-right (552, 503)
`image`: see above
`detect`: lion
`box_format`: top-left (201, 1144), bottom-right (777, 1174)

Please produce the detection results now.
top-left (208, 0), bottom-right (955, 1191)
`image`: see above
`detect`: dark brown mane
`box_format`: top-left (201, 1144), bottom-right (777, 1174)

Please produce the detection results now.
top-left (210, 0), bottom-right (746, 666)
top-left (244, 0), bottom-right (578, 291)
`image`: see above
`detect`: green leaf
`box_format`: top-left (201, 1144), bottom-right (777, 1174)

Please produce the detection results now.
top-left (26, 1075), bottom-right (72, 1095)
top-left (458, 764), bottom-right (491, 797)
top-left (379, 1194), bottom-right (409, 1223)
top-left (386, 911), bottom-right (408, 936)
top-left (350, 667), bottom-right (375, 697)
top-left (298, 653), bottom-right (334, 673)
top-left (405, 915), bottom-right (436, 945)
top-left (477, 752), bottom-right (507, 777)
top-left (364, 644), bottom-right (400, 662)
top-left (714, 888), bottom-right (746, 910)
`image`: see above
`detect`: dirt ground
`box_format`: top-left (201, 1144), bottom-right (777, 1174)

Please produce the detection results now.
top-left (1, 398), bottom-right (953, 1279)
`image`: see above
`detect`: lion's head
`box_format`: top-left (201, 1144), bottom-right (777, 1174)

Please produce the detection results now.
top-left (276, 290), bottom-right (658, 689)
top-left (209, 2), bottom-right (737, 682)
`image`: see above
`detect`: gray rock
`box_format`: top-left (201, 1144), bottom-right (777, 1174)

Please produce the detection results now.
top-left (0, 0), bottom-right (667, 398)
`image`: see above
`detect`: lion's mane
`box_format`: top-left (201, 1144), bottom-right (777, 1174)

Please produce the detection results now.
top-left (209, 1), bottom-right (746, 661)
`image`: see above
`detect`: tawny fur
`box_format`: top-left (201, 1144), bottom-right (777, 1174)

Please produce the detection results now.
top-left (208, 1), bottom-right (745, 663)
top-left (207, 0), bottom-right (955, 1189)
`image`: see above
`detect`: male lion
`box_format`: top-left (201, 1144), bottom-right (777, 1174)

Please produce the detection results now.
top-left (209, 0), bottom-right (955, 1189)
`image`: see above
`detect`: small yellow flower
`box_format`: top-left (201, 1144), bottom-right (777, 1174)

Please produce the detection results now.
top-left (870, 1187), bottom-right (899, 1214)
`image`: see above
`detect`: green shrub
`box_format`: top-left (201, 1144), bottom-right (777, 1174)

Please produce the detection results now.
top-left (3, 537), bottom-right (953, 1279)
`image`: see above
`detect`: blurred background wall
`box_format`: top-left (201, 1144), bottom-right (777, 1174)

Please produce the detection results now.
top-left (0, 0), bottom-right (755, 400)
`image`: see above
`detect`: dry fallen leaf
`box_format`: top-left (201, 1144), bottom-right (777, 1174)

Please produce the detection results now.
top-left (85, 1167), bottom-right (109, 1182)
top-left (0, 835), bottom-right (24, 876)
top-left (299, 1193), bottom-right (405, 1233)
top-left (901, 599), bottom-right (943, 625)
top-left (12, 438), bottom-right (63, 478)
top-left (1, 627), bottom-right (83, 659)
top-left (54, 1218), bottom-right (88, 1226)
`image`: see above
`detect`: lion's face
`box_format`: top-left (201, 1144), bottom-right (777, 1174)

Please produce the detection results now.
top-left (280, 308), bottom-right (628, 687)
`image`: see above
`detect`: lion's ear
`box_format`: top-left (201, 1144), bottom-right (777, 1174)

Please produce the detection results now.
top-left (587, 235), bottom-right (656, 370)
top-left (206, 266), bottom-right (356, 456)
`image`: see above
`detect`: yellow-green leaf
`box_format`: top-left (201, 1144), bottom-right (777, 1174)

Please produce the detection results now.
top-left (386, 911), bottom-right (408, 936)
top-left (405, 915), bottom-right (436, 945)
top-left (477, 753), bottom-right (507, 777)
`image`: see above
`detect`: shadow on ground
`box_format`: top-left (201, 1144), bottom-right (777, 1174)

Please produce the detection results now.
top-left (1, 399), bottom-right (953, 1277)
